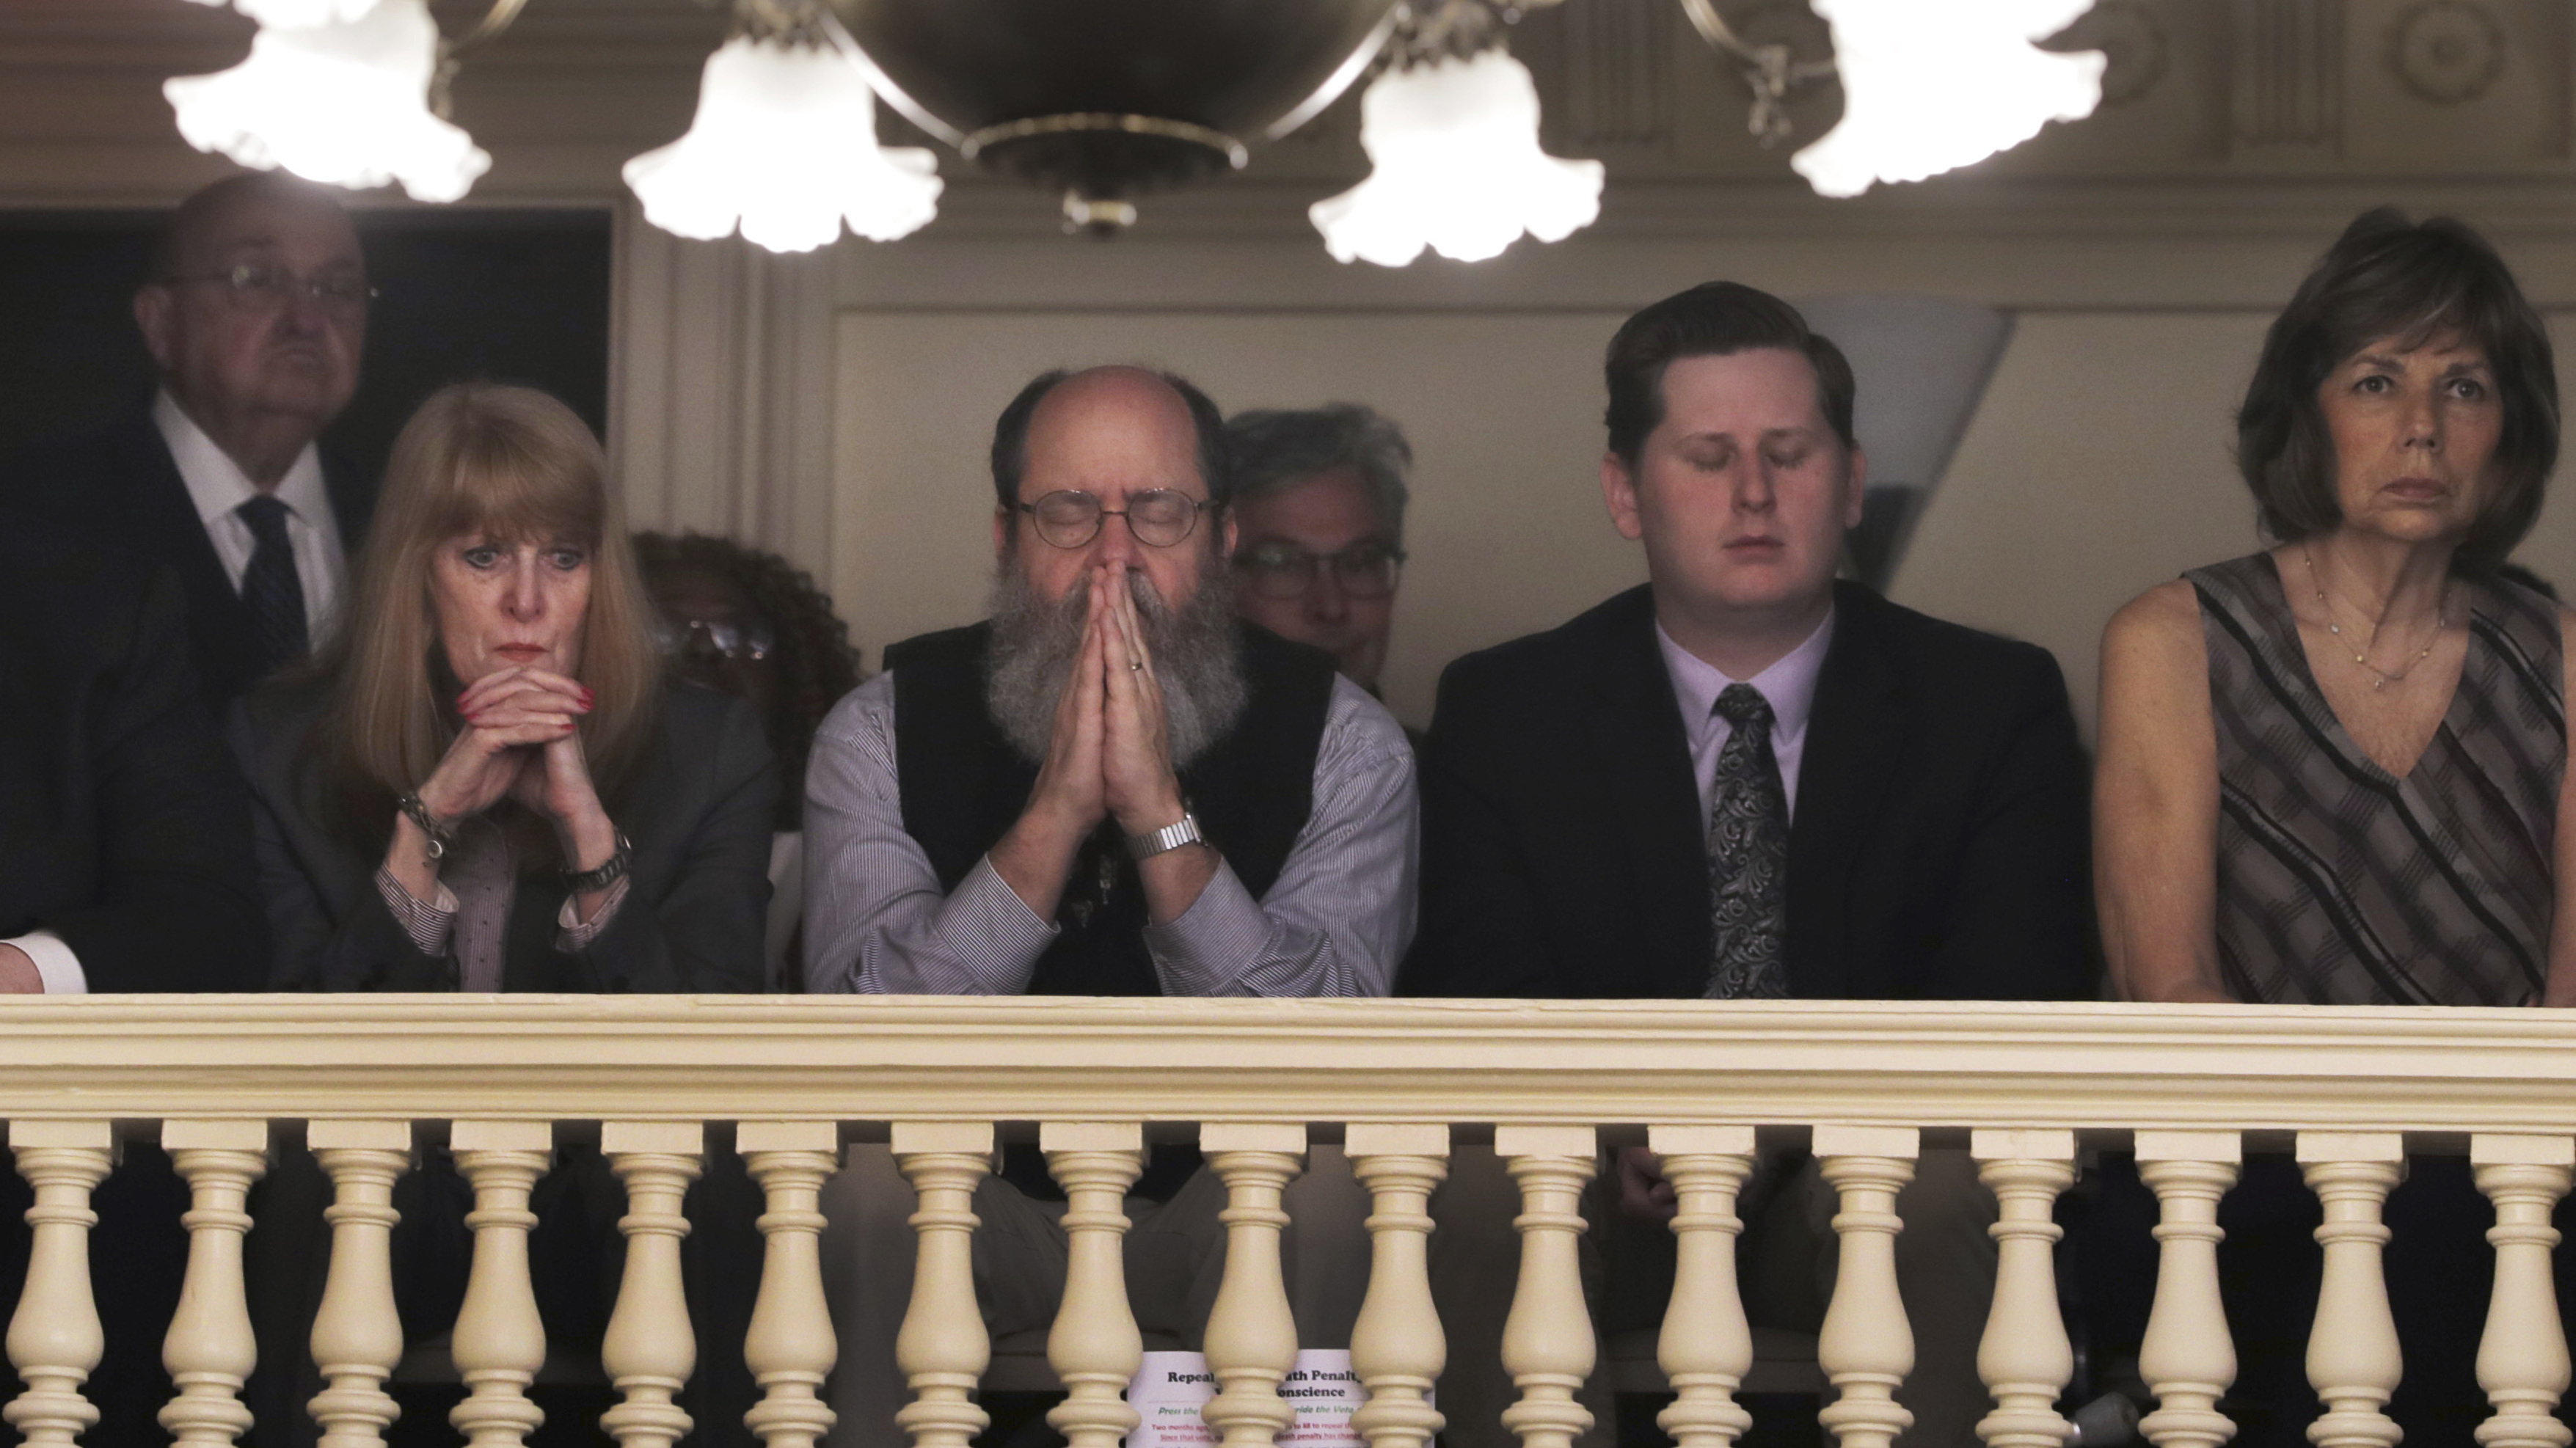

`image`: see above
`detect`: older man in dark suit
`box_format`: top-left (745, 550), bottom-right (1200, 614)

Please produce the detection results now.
top-left (1402, 282), bottom-right (2092, 1448)
top-left (0, 511), bottom-right (267, 1448)
top-left (9, 172), bottom-right (374, 712)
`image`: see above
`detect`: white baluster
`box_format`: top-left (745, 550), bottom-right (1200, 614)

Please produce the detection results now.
top-left (307, 1120), bottom-right (414, 1448)
top-left (1346, 1123), bottom-right (1448, 1448)
top-left (892, 1122), bottom-right (993, 1448)
top-left (2133, 1131), bottom-right (2241, 1448)
top-left (1814, 1125), bottom-right (1918, 1448)
top-left (601, 1122), bottom-right (704, 1448)
top-left (1649, 1125), bottom-right (1756, 1448)
top-left (2471, 1134), bottom-right (2575, 1448)
top-left (739, 1121), bottom-right (842, 1448)
top-left (3, 1119), bottom-right (114, 1448)
top-left (159, 1119), bottom-right (271, 1447)
top-left (448, 1120), bottom-right (554, 1448)
top-left (1043, 1122), bottom-right (1145, 1448)
top-left (1495, 1124), bottom-right (1597, 1448)
top-left (1969, 1130), bottom-right (2076, 1448)
top-left (2297, 1132), bottom-right (2404, 1448)
top-left (1201, 1124), bottom-right (1306, 1448)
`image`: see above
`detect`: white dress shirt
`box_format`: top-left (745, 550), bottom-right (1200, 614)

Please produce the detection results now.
top-left (154, 389), bottom-right (347, 646)
top-left (1657, 610), bottom-right (1836, 824)
top-left (803, 671), bottom-right (1418, 998)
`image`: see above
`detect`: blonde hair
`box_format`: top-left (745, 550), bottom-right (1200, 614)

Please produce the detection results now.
top-left (318, 383), bottom-right (661, 836)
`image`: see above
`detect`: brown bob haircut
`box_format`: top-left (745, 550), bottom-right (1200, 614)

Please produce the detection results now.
top-left (2238, 207), bottom-right (2558, 571)
top-left (317, 383), bottom-right (661, 840)
top-left (1604, 281), bottom-right (1858, 464)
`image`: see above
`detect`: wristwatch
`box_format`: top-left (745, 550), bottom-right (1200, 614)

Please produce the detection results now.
top-left (1125, 812), bottom-right (1204, 860)
top-left (562, 832), bottom-right (633, 893)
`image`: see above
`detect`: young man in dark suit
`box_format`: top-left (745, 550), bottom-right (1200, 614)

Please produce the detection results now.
top-left (1403, 282), bottom-right (2092, 1447)
top-left (9, 172), bottom-right (374, 712)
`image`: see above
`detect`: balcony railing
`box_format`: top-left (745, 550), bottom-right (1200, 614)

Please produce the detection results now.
top-left (4, 995), bottom-right (2574, 1448)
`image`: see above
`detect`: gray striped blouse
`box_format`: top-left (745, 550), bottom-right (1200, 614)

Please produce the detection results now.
top-left (2189, 552), bottom-right (2565, 1006)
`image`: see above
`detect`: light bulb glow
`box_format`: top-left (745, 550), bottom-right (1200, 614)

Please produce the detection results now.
top-left (1310, 50), bottom-right (1603, 267)
top-left (162, 0), bottom-right (490, 202)
top-left (622, 37), bottom-right (944, 255)
top-left (1791, 0), bottom-right (2104, 198)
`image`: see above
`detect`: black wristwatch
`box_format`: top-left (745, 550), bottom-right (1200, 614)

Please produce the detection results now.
top-left (562, 832), bottom-right (632, 893)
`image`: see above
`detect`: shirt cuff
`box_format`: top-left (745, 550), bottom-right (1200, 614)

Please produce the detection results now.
top-left (374, 866), bottom-right (459, 957)
top-left (555, 876), bottom-right (633, 951)
top-left (1139, 863), bottom-right (1269, 994)
top-left (4, 931), bottom-right (86, 995)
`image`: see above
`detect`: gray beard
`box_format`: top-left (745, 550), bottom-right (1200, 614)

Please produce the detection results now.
top-left (984, 564), bottom-right (1250, 771)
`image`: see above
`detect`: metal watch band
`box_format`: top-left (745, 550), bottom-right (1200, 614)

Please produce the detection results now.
top-left (1125, 812), bottom-right (1203, 860)
top-left (562, 831), bottom-right (633, 893)
top-left (396, 793), bottom-right (455, 861)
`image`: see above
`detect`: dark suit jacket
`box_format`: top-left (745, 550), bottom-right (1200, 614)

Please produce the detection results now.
top-left (7, 407), bottom-right (375, 712)
top-left (0, 514), bottom-right (266, 991)
top-left (1403, 582), bottom-right (2094, 1001)
top-left (228, 681), bottom-right (779, 992)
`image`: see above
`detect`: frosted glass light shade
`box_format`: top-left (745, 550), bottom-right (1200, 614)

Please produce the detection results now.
top-left (1791, 0), bottom-right (2104, 198)
top-left (179, 0), bottom-right (385, 26)
top-left (163, 0), bottom-right (490, 203)
top-left (623, 37), bottom-right (944, 255)
top-left (1310, 50), bottom-right (1603, 267)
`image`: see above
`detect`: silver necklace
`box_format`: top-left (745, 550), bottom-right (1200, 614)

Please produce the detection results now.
top-left (2301, 545), bottom-right (2447, 692)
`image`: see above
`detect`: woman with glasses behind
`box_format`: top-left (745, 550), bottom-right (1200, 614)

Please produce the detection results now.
top-left (1224, 403), bottom-right (1412, 695)
top-left (635, 530), bottom-right (864, 990)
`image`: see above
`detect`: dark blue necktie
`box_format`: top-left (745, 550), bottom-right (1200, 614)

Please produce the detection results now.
top-left (1707, 683), bottom-right (1790, 999)
top-left (236, 494), bottom-right (309, 678)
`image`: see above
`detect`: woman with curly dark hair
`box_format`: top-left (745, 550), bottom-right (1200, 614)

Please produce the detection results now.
top-left (634, 530), bottom-right (864, 987)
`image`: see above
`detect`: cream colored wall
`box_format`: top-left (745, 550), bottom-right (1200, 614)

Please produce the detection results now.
top-left (833, 306), bottom-right (2576, 739)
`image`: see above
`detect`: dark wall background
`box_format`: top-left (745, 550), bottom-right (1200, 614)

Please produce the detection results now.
top-left (0, 205), bottom-right (613, 484)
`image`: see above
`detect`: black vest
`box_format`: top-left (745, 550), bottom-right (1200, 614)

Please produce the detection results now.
top-left (886, 619), bottom-right (1338, 998)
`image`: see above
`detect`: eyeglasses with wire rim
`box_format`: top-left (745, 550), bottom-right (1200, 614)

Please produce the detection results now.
top-left (1012, 489), bottom-right (1214, 549)
top-left (161, 261), bottom-right (378, 315)
top-left (653, 615), bottom-right (776, 662)
top-left (1232, 538), bottom-right (1406, 601)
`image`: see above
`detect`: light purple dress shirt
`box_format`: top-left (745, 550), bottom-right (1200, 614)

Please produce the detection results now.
top-left (1655, 610), bottom-right (1836, 824)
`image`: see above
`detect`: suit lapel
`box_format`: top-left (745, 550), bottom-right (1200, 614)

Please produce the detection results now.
top-left (114, 415), bottom-right (263, 696)
top-left (321, 447), bottom-right (373, 552)
top-left (1580, 588), bottom-right (1713, 998)
top-left (1785, 582), bottom-right (1908, 998)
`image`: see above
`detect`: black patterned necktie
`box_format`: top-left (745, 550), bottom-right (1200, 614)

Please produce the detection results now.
top-left (236, 494), bottom-right (310, 677)
top-left (1706, 682), bottom-right (1790, 999)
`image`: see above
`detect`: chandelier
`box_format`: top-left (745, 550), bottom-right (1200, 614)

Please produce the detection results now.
top-left (159, 0), bottom-right (2109, 264)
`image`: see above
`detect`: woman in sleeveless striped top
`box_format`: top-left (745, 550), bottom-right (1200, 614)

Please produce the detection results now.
top-left (2095, 210), bottom-right (2575, 1446)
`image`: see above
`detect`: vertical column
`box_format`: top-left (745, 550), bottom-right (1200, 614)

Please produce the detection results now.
top-left (2296, 1132), bottom-right (2404, 1448)
top-left (448, 1120), bottom-right (554, 1448)
top-left (1201, 1125), bottom-right (1307, 1448)
top-left (3, 1119), bottom-right (115, 1448)
top-left (1346, 1124), bottom-right (1448, 1448)
top-left (1495, 1124), bottom-right (1598, 1448)
top-left (2470, 1134), bottom-right (2575, 1448)
top-left (1814, 1125), bottom-right (1919, 1448)
top-left (158, 1119), bottom-right (271, 1447)
top-left (892, 1122), bottom-right (993, 1448)
top-left (307, 1120), bottom-right (414, 1448)
top-left (1649, 1125), bottom-right (1757, 1448)
top-left (1043, 1122), bottom-right (1145, 1448)
top-left (2133, 1132), bottom-right (2241, 1448)
top-left (600, 1122), bottom-right (705, 1448)
top-left (1969, 1130), bottom-right (2076, 1448)
top-left (740, 1122), bottom-right (842, 1448)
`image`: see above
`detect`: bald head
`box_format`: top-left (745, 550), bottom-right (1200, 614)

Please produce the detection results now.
top-left (147, 172), bottom-right (358, 287)
top-left (135, 172), bottom-right (367, 486)
top-left (990, 364), bottom-right (1230, 513)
